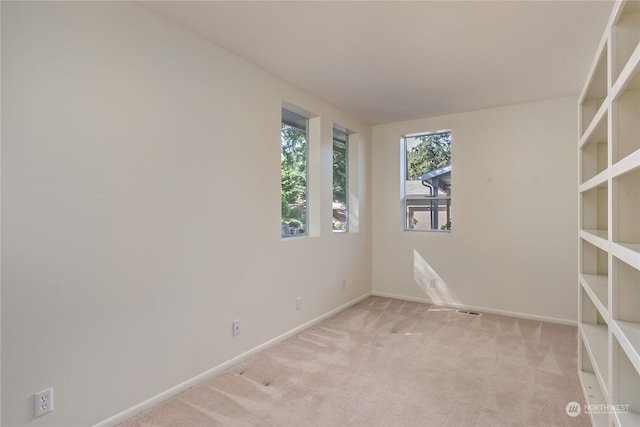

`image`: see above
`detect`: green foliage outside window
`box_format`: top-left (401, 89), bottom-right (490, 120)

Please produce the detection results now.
top-left (281, 123), bottom-right (307, 235)
top-left (333, 140), bottom-right (347, 205)
top-left (332, 125), bottom-right (349, 232)
top-left (407, 132), bottom-right (451, 180)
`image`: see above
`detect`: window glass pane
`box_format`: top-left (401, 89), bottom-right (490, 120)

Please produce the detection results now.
top-left (403, 131), bottom-right (452, 231)
top-left (281, 109), bottom-right (308, 238)
top-left (333, 126), bottom-right (348, 232)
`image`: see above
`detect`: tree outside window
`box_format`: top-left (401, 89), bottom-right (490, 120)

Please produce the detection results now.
top-left (281, 109), bottom-right (308, 238)
top-left (333, 126), bottom-right (348, 232)
top-left (403, 131), bottom-right (452, 232)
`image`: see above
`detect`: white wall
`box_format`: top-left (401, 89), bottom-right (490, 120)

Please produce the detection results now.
top-left (1, 2), bottom-right (371, 425)
top-left (372, 97), bottom-right (578, 323)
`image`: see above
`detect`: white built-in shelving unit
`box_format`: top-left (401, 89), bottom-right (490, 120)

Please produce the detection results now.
top-left (578, 2), bottom-right (640, 426)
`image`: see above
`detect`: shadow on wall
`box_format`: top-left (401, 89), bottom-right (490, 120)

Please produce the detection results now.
top-left (413, 249), bottom-right (460, 306)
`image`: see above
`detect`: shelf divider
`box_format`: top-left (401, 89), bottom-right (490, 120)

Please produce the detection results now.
top-left (612, 242), bottom-right (640, 270)
top-left (612, 28), bottom-right (640, 100)
top-left (579, 169), bottom-right (610, 192)
top-left (580, 229), bottom-right (610, 251)
top-left (613, 320), bottom-right (640, 376)
top-left (580, 323), bottom-right (610, 396)
top-left (612, 147), bottom-right (640, 177)
top-left (580, 273), bottom-right (609, 317)
top-left (580, 101), bottom-right (609, 147)
top-left (578, 371), bottom-right (611, 427)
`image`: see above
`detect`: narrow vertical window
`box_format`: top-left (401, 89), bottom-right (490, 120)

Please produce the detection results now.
top-left (281, 108), bottom-right (309, 238)
top-left (402, 130), bottom-right (452, 232)
top-left (333, 125), bottom-right (349, 232)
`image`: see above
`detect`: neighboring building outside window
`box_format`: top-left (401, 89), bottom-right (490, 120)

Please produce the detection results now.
top-left (333, 125), bottom-right (348, 232)
top-left (281, 108), bottom-right (309, 238)
top-left (402, 130), bottom-right (452, 232)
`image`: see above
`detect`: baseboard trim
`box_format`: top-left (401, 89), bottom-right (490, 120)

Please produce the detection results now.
top-left (371, 291), bottom-right (577, 326)
top-left (94, 292), bottom-right (372, 427)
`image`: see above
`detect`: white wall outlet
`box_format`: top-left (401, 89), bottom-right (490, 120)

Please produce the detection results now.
top-left (429, 278), bottom-right (436, 288)
top-left (232, 319), bottom-right (240, 336)
top-left (34, 387), bottom-right (53, 418)
top-left (296, 296), bottom-right (302, 310)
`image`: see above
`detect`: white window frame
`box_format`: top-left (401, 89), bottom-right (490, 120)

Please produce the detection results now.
top-left (281, 107), bottom-right (310, 238)
top-left (401, 130), bottom-right (452, 233)
top-left (333, 124), bottom-right (349, 233)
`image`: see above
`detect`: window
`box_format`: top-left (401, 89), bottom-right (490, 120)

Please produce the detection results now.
top-left (402, 130), bottom-right (452, 232)
top-left (333, 125), bottom-right (348, 232)
top-left (281, 108), bottom-right (309, 238)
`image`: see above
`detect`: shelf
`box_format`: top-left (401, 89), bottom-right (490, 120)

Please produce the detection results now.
top-left (613, 254), bottom-right (640, 316)
top-left (580, 330), bottom-right (610, 409)
top-left (612, 253), bottom-right (640, 378)
top-left (581, 45), bottom-right (609, 136)
top-left (580, 98), bottom-right (608, 147)
top-left (614, 321), bottom-right (640, 375)
top-left (579, 370), bottom-right (611, 427)
top-left (581, 183), bottom-right (609, 238)
top-left (580, 273), bottom-right (609, 317)
top-left (581, 239), bottom-right (610, 294)
top-left (613, 168), bottom-right (640, 257)
top-left (612, 1), bottom-right (640, 84)
top-left (580, 108), bottom-right (608, 183)
top-left (581, 229), bottom-right (610, 251)
top-left (612, 336), bottom-right (640, 427)
top-left (612, 242), bottom-right (640, 271)
top-left (581, 322), bottom-right (610, 387)
top-left (612, 147), bottom-right (640, 178)
top-left (612, 41), bottom-right (640, 101)
top-left (580, 169), bottom-right (609, 192)
top-left (612, 70), bottom-right (640, 163)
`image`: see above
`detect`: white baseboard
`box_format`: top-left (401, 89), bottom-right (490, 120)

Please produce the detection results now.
top-left (371, 291), bottom-right (577, 326)
top-left (94, 292), bottom-right (372, 427)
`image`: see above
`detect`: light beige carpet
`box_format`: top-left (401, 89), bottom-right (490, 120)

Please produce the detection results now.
top-left (120, 297), bottom-right (590, 427)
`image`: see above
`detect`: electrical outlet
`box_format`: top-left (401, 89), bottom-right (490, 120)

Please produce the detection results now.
top-left (429, 278), bottom-right (436, 288)
top-left (34, 387), bottom-right (53, 418)
top-left (232, 319), bottom-right (240, 336)
top-left (296, 297), bottom-right (302, 310)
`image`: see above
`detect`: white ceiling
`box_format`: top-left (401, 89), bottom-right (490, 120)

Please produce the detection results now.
top-left (142, 1), bottom-right (614, 125)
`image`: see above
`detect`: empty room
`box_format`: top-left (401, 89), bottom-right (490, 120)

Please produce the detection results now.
top-left (2, 1), bottom-right (639, 426)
